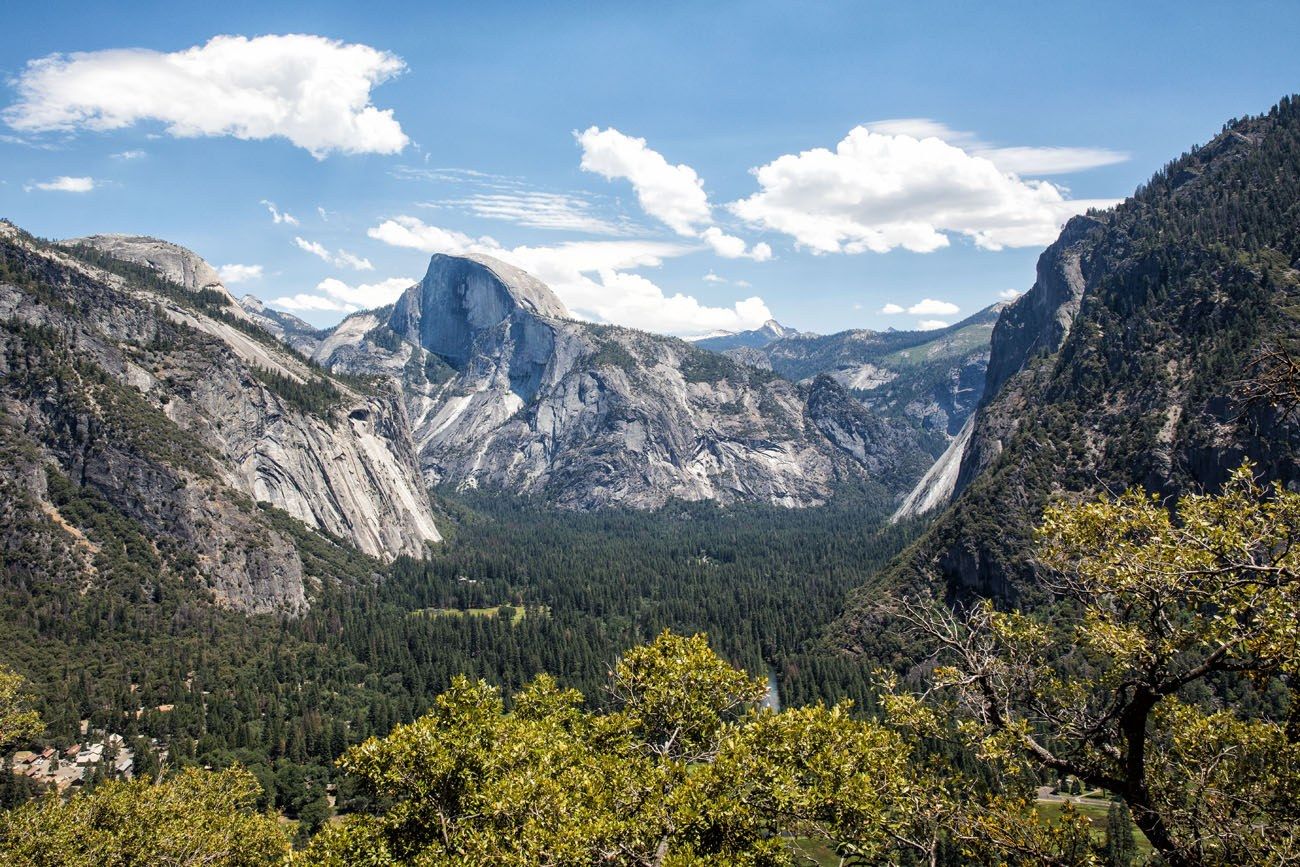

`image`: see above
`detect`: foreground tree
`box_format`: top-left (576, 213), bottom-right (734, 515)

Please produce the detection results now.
top-left (902, 463), bottom-right (1300, 865)
top-left (0, 767), bottom-right (291, 866)
top-left (305, 631), bottom-right (928, 865)
top-left (0, 664), bottom-right (40, 748)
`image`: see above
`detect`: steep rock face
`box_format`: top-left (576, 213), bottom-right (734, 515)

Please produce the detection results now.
top-left (0, 223), bottom-right (441, 612)
top-left (315, 255), bottom-right (931, 510)
top-left (836, 97), bottom-right (1300, 638)
top-left (891, 413), bottom-right (975, 521)
top-left (804, 375), bottom-right (932, 485)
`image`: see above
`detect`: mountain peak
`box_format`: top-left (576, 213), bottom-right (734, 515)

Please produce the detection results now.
top-left (432, 253), bottom-right (571, 320)
top-left (386, 253), bottom-right (569, 369)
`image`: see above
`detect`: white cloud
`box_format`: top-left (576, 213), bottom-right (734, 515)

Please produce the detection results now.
top-left (438, 191), bottom-right (627, 235)
top-left (577, 126), bottom-right (771, 260)
top-left (998, 288), bottom-right (1023, 300)
top-left (879, 303), bottom-right (905, 315)
top-left (731, 125), bottom-right (1119, 254)
top-left (366, 217), bottom-right (488, 255)
top-left (28, 175), bottom-right (95, 192)
top-left (111, 149), bottom-right (145, 159)
top-left (577, 126), bottom-right (711, 235)
top-left (701, 227), bottom-right (772, 261)
top-left (5, 34), bottom-right (408, 158)
top-left (261, 200), bottom-right (299, 226)
top-left (703, 271), bottom-right (726, 283)
top-left (864, 118), bottom-right (1128, 175)
top-left (907, 298), bottom-right (959, 316)
top-left (266, 293), bottom-right (350, 313)
top-left (217, 263), bottom-right (262, 284)
top-left (366, 215), bottom-right (770, 335)
top-left (917, 319), bottom-right (950, 331)
top-left (980, 146), bottom-right (1130, 175)
top-left (335, 250), bottom-right (374, 271)
top-left (293, 236), bottom-right (373, 270)
top-left (271, 275), bottom-right (414, 313)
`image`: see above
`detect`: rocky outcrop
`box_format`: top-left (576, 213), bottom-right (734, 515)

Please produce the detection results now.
top-left (314, 254), bottom-right (931, 510)
top-left (67, 234), bottom-right (239, 303)
top-left (0, 222), bottom-right (441, 613)
top-left (891, 413), bottom-right (975, 521)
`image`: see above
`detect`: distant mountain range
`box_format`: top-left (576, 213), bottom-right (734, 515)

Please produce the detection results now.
top-left (698, 304), bottom-right (1005, 457)
top-left (0, 221), bottom-right (958, 617)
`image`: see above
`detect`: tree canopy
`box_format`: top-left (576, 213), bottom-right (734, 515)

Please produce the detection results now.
top-left (903, 463), bottom-right (1300, 865)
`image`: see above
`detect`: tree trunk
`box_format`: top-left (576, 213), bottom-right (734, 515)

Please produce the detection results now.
top-left (1118, 691), bottom-right (1195, 867)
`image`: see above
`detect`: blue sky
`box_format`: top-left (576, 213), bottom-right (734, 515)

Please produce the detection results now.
top-left (2, 1), bottom-right (1298, 336)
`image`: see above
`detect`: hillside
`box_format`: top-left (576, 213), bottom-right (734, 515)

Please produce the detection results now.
top-left (835, 96), bottom-right (1300, 652)
top-left (701, 306), bottom-right (1004, 457)
top-left (0, 224), bottom-right (441, 614)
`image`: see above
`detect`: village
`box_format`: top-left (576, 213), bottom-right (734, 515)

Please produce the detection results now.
top-left (6, 722), bottom-right (168, 793)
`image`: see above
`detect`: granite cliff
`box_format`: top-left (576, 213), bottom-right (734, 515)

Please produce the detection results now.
top-left (0, 225), bottom-right (441, 613)
top-left (314, 254), bottom-right (933, 509)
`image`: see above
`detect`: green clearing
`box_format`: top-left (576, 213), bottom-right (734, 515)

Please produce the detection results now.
top-left (1035, 799), bottom-right (1154, 857)
top-left (412, 604), bottom-right (549, 625)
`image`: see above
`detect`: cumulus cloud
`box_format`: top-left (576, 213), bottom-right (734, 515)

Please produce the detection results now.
top-left (917, 319), bottom-right (950, 331)
top-left (366, 217), bottom-right (488, 255)
top-left (998, 288), bottom-right (1023, 300)
top-left (731, 125), bottom-right (1119, 254)
top-left (577, 126), bottom-right (710, 235)
top-left (262, 200), bottom-right (299, 225)
top-left (366, 215), bottom-right (771, 335)
top-left (27, 175), bottom-right (95, 192)
top-left (217, 263), bottom-right (262, 284)
top-left (703, 271), bottom-right (726, 283)
top-left (293, 236), bottom-right (373, 271)
top-left (111, 149), bottom-right (145, 159)
top-left (271, 275), bottom-right (414, 313)
top-left (907, 298), bottom-right (959, 316)
top-left (879, 303), bottom-right (905, 314)
top-left (701, 227), bottom-right (772, 261)
top-left (4, 34), bottom-right (409, 158)
top-left (577, 126), bottom-right (772, 260)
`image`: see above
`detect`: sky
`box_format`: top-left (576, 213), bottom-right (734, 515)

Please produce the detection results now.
top-left (2, 1), bottom-right (1298, 337)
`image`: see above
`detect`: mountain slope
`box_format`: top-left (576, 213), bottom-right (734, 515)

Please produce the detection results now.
top-left (692, 319), bottom-right (797, 352)
top-left (702, 306), bottom-right (1003, 455)
top-left (835, 96), bottom-right (1300, 650)
top-left (315, 253), bottom-right (933, 510)
top-left (0, 224), bottom-right (441, 612)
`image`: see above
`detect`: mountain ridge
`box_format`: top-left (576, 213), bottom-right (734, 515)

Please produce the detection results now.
top-left (834, 95), bottom-right (1300, 654)
top-left (310, 253), bottom-right (933, 509)
top-left (0, 223), bottom-right (442, 612)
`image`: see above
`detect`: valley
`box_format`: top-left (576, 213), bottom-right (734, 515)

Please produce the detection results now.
top-left (0, 7), bottom-right (1297, 857)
